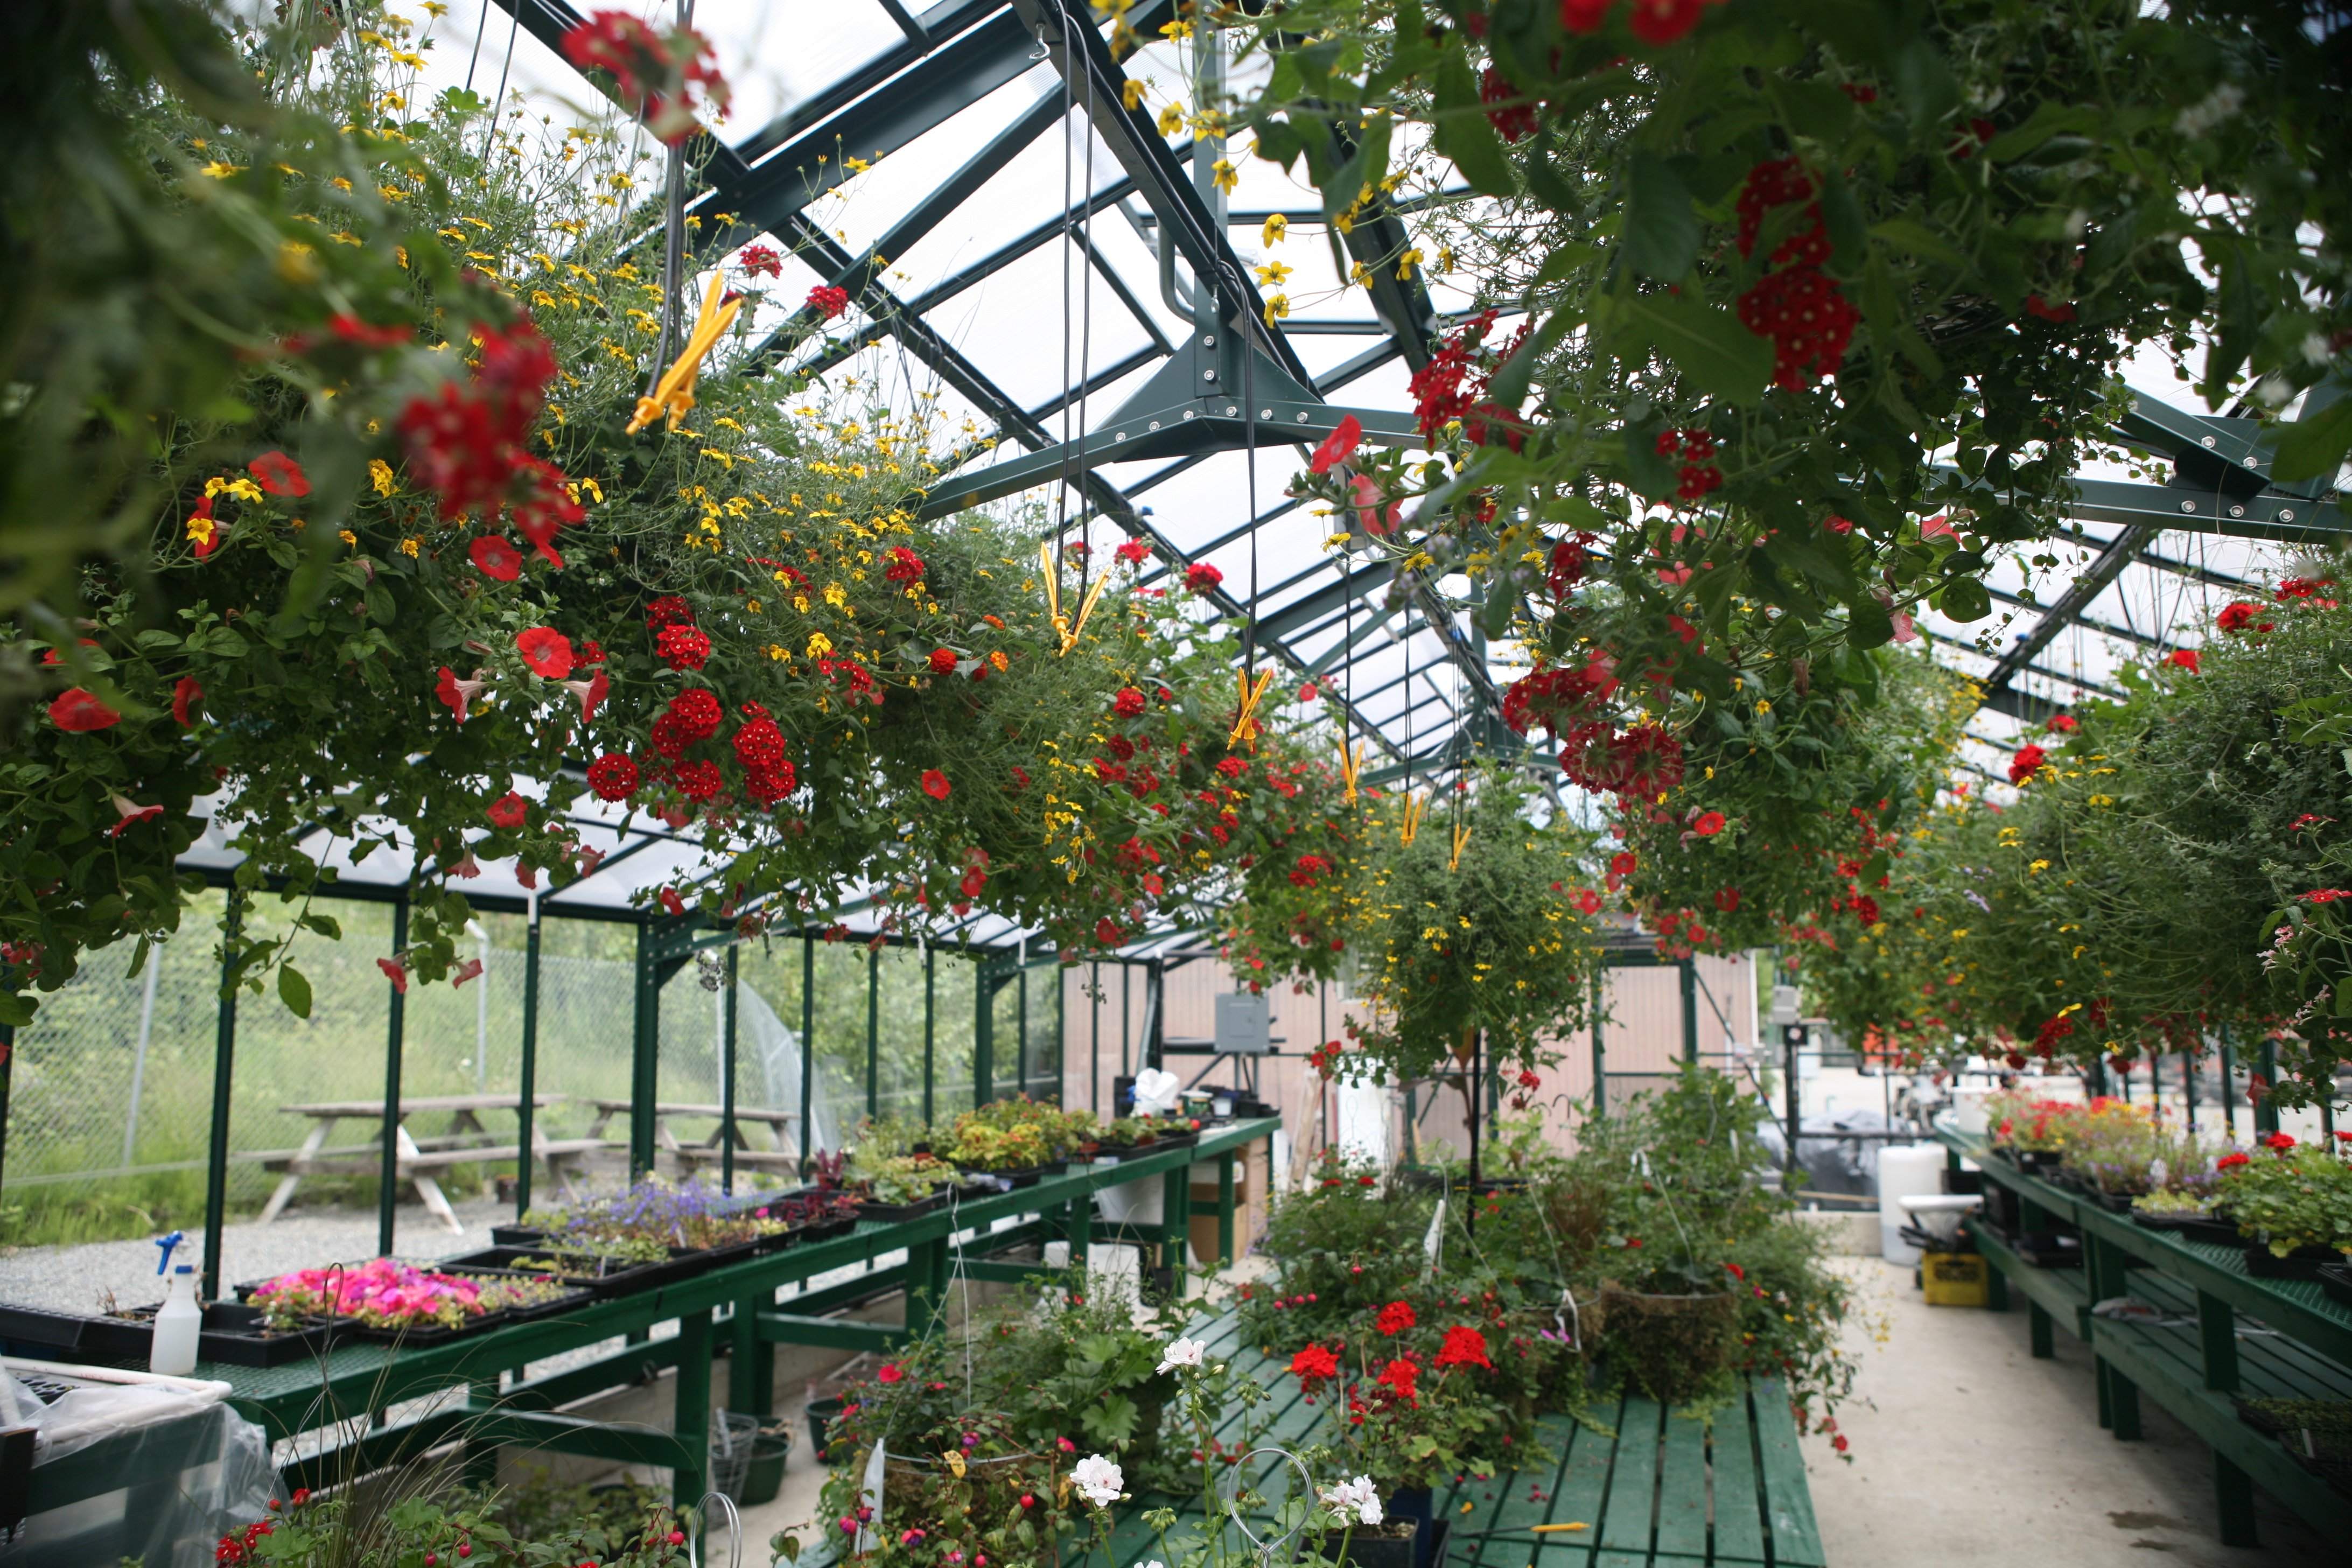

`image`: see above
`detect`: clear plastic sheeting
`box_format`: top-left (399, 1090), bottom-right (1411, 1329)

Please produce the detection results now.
top-left (4, 1362), bottom-right (276, 1568)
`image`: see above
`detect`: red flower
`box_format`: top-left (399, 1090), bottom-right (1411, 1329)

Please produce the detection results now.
top-left (108, 794), bottom-right (166, 837)
top-left (1114, 687), bottom-right (1147, 718)
top-left (2045, 713), bottom-right (2078, 734)
top-left (1435, 1325), bottom-right (1492, 1371)
top-left (1184, 562), bottom-right (1224, 596)
top-left (1375, 1300), bottom-right (1417, 1335)
top-left (660, 887), bottom-right (688, 917)
top-left (1289, 1343), bottom-right (1340, 1389)
top-left (2007, 744), bottom-right (2047, 786)
top-left (739, 244), bottom-right (782, 277)
top-left (2024, 294), bottom-right (2076, 323)
top-left (808, 284), bottom-right (851, 319)
top-left (1376, 1357), bottom-right (1420, 1403)
top-left (248, 451), bottom-right (310, 498)
top-left (471, 535), bottom-right (523, 582)
top-left (877, 1363), bottom-right (905, 1384)
top-left (921, 769), bottom-right (952, 801)
top-left (516, 627), bottom-right (575, 678)
top-left (1611, 851), bottom-right (1637, 876)
top-left (1479, 66), bottom-right (1537, 141)
top-left (49, 688), bottom-right (121, 732)
top-left (1715, 886), bottom-right (1741, 913)
top-left (2217, 1151), bottom-right (2250, 1170)
top-left (2168, 648), bottom-right (2202, 673)
top-left (558, 9), bottom-right (727, 144)
top-left (588, 753), bottom-right (640, 801)
top-left (1628, 0), bottom-right (1706, 45)
top-left (1095, 916), bottom-right (1124, 946)
top-left (675, 759), bottom-right (723, 801)
top-left (1576, 888), bottom-right (1604, 914)
top-left (1308, 415), bottom-right (1363, 474)
top-left (435, 666), bottom-right (483, 724)
top-left (1560, 0), bottom-right (1609, 34)
top-left (656, 623), bottom-right (712, 671)
top-left (1693, 811), bottom-right (1726, 837)
top-left (659, 688), bottom-right (724, 754)
top-left (884, 545), bottom-right (926, 583)
top-left (928, 647), bottom-right (958, 675)
top-left (377, 956), bottom-right (409, 993)
top-left (2263, 1131), bottom-right (2296, 1151)
top-left (646, 595), bottom-right (695, 629)
top-left (560, 668), bottom-right (609, 723)
top-left (172, 676), bottom-right (204, 727)
top-left (960, 866), bottom-right (988, 898)
top-left (1116, 539), bottom-right (1151, 566)
top-left (1725, 1261), bottom-right (1745, 1281)
top-left (733, 713), bottom-right (788, 774)
top-left (2217, 601), bottom-right (2261, 632)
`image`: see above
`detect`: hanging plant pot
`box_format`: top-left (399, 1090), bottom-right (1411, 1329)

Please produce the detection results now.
top-left (1595, 1285), bottom-right (1738, 1408)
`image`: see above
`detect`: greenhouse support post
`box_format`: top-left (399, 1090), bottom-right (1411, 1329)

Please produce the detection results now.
top-left (124, 948), bottom-right (160, 1165)
top-left (379, 894), bottom-right (409, 1259)
top-left (922, 945), bottom-right (935, 1126)
top-left (1588, 972), bottom-right (1606, 1117)
top-left (722, 943), bottom-right (739, 1194)
top-left (516, 888), bottom-right (541, 1217)
top-left (1466, 1028), bottom-right (1482, 1238)
top-left (2253, 1038), bottom-right (2279, 1139)
top-left (1678, 958), bottom-right (1698, 1063)
top-left (2220, 1033), bottom-right (2239, 1140)
top-left (1016, 965), bottom-right (1029, 1092)
top-left (202, 892), bottom-right (243, 1300)
top-left (865, 944), bottom-right (879, 1119)
top-left (0, 1017), bottom-right (11, 1199)
top-left (1783, 1011), bottom-right (1801, 1195)
top-left (630, 922), bottom-right (660, 1182)
top-left (2182, 1048), bottom-right (2197, 1132)
top-left (799, 934), bottom-right (814, 1174)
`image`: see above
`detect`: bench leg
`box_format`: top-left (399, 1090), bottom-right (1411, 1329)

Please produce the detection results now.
top-left (1985, 1262), bottom-right (2009, 1312)
top-left (2214, 1452), bottom-right (2258, 1547)
top-left (2105, 1359), bottom-right (2141, 1439)
top-left (729, 1295), bottom-right (773, 1418)
top-left (674, 1307), bottom-right (713, 1508)
top-left (2029, 1301), bottom-right (2054, 1359)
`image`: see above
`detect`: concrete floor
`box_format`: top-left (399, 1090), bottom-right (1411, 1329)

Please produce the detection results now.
top-left (1808, 1259), bottom-right (2335, 1567)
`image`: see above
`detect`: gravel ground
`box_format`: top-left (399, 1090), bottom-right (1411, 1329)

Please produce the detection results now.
top-left (0, 1195), bottom-right (521, 1314)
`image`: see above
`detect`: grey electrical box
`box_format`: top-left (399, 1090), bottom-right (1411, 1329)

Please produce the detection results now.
top-left (1214, 992), bottom-right (1272, 1054)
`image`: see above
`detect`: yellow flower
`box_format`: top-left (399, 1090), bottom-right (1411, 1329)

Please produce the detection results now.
top-left (1211, 158), bottom-right (1237, 194)
top-left (1395, 247), bottom-right (1424, 280)
top-left (400, 537), bottom-right (421, 557)
top-left (199, 161), bottom-right (239, 179)
top-left (2029, 858), bottom-right (2050, 874)
top-left (989, 650), bottom-right (1009, 673)
top-left (1122, 79), bottom-right (1147, 111)
top-left (1262, 293), bottom-right (1289, 327)
top-left (206, 476), bottom-right (265, 504)
top-left (186, 513), bottom-right (216, 548)
top-left (1158, 102), bottom-right (1187, 137)
top-left (1349, 261), bottom-right (1372, 288)
top-left (1255, 259), bottom-right (1292, 286)
top-left (368, 459), bottom-right (397, 497)
top-left (338, 529), bottom-right (358, 547)
top-left (1263, 213), bottom-right (1287, 245)
top-left (807, 632), bottom-right (835, 657)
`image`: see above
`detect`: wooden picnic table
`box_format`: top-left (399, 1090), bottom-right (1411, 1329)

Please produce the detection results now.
top-left (260, 1094), bottom-right (605, 1233)
top-left (582, 1098), bottom-right (800, 1170)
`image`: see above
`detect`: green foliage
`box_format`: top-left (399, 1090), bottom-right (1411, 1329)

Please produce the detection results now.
top-left (2216, 1141), bottom-right (2352, 1258)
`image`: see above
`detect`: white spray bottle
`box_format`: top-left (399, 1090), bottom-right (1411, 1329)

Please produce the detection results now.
top-left (149, 1230), bottom-right (201, 1376)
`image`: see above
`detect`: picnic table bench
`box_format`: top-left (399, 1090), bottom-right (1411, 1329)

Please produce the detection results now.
top-left (258, 1095), bottom-right (606, 1233)
top-left (1941, 1126), bottom-right (2352, 1546)
top-left (581, 1097), bottom-right (800, 1171)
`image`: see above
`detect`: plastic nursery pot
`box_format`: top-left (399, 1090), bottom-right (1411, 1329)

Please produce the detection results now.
top-left (738, 1432), bottom-right (791, 1506)
top-left (807, 1395), bottom-right (846, 1464)
top-left (2243, 1243), bottom-right (2352, 1283)
top-left (1321, 1520), bottom-right (1424, 1568)
top-left (1594, 1285), bottom-right (1739, 1408)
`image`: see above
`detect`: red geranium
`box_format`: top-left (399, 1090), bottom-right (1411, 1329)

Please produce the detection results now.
top-left (1375, 1356), bottom-right (1419, 1403)
top-left (2217, 601), bottom-right (2260, 632)
top-left (1116, 539), bottom-right (1151, 566)
top-left (486, 792), bottom-right (529, 829)
top-left (2168, 649), bottom-right (2201, 671)
top-left (249, 451), bottom-right (310, 498)
top-left (1289, 1343), bottom-right (1340, 1390)
top-left (516, 627), bottom-right (575, 678)
top-left (1184, 562), bottom-right (1224, 596)
top-left (1375, 1300), bottom-right (1417, 1335)
top-left (49, 688), bottom-right (121, 732)
top-left (2045, 713), bottom-right (2078, 733)
top-left (1434, 1325), bottom-right (1492, 1371)
top-left (2008, 744), bottom-right (2047, 786)
top-left (471, 535), bottom-right (523, 582)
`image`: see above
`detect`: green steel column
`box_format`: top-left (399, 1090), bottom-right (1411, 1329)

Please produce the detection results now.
top-left (800, 935), bottom-right (815, 1175)
top-left (516, 894), bottom-right (542, 1217)
top-left (631, 922), bottom-right (660, 1182)
top-left (1678, 957), bottom-right (1698, 1063)
top-left (1161, 1157), bottom-right (1189, 1298)
top-left (922, 946), bottom-right (935, 1127)
top-left (722, 944), bottom-right (739, 1194)
top-left (202, 893), bottom-right (243, 1300)
top-left (671, 1306), bottom-right (713, 1506)
top-left (2253, 1038), bottom-right (2279, 1138)
top-left (1590, 972), bottom-right (1607, 1117)
top-left (1016, 967), bottom-right (1030, 1094)
top-left (1216, 1149), bottom-right (1236, 1266)
top-left (974, 960), bottom-right (995, 1107)
top-left (378, 895), bottom-right (409, 1258)
top-left (2219, 1030), bottom-right (2238, 1141)
top-left (2182, 1049), bottom-right (2197, 1133)
top-left (866, 944), bottom-right (879, 1119)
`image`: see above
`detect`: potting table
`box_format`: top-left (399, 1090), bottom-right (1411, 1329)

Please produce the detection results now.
top-left (1938, 1126), bottom-right (2352, 1545)
top-left (153, 1119), bottom-right (1274, 1506)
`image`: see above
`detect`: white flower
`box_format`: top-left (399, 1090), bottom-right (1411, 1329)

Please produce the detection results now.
top-left (1322, 1476), bottom-right (1382, 1526)
top-left (1157, 1335), bottom-right (1206, 1375)
top-left (1072, 1454), bottom-right (1124, 1508)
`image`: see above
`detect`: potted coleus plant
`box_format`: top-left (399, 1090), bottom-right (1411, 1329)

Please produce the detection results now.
top-left (2216, 1135), bottom-right (2352, 1279)
top-left (948, 1119), bottom-right (1052, 1181)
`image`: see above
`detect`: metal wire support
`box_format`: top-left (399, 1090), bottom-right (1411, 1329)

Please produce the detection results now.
top-left (691, 1490), bottom-right (743, 1568)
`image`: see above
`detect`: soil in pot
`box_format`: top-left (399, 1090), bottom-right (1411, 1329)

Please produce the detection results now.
top-left (1595, 1285), bottom-right (1738, 1408)
top-left (1322, 1520), bottom-right (1422, 1568)
top-left (806, 1396), bottom-right (846, 1464)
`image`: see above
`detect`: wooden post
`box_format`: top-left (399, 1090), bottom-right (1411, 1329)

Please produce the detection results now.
top-left (202, 892), bottom-right (243, 1300)
top-left (379, 895), bottom-right (409, 1258)
top-left (516, 890), bottom-right (542, 1217)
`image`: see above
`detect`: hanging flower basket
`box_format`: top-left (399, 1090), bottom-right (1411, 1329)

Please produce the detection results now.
top-left (1593, 1284), bottom-right (1739, 1408)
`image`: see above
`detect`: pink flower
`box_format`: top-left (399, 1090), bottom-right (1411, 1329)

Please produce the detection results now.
top-left (452, 959), bottom-right (484, 988)
top-left (436, 667), bottom-right (484, 724)
top-left (378, 956), bottom-right (410, 993)
top-left (560, 669), bottom-right (610, 722)
top-left (109, 794), bottom-right (166, 837)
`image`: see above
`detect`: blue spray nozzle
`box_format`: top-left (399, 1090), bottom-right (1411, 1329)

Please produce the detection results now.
top-left (154, 1230), bottom-right (185, 1275)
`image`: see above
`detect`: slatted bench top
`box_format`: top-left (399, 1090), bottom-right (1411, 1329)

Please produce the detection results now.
top-left (1082, 1313), bottom-right (1825, 1568)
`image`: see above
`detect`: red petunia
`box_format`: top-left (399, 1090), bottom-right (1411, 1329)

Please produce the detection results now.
top-left (172, 676), bottom-right (204, 728)
top-left (660, 887), bottom-right (688, 917)
top-left (377, 956), bottom-right (409, 993)
top-left (921, 769), bottom-right (951, 801)
top-left (561, 668), bottom-right (610, 722)
top-left (1375, 1300), bottom-right (1417, 1335)
top-left (1560, 0), bottom-right (1609, 34)
top-left (1694, 811), bottom-right (1726, 836)
top-left (471, 536), bottom-right (523, 582)
top-left (1435, 1325), bottom-right (1492, 1371)
top-left (49, 688), bottom-right (120, 732)
top-left (516, 627), bottom-right (575, 678)
top-left (486, 791), bottom-right (529, 829)
top-left (108, 794), bottom-right (166, 837)
top-left (1308, 415), bottom-right (1363, 475)
top-left (249, 451), bottom-right (310, 498)
top-left (2045, 713), bottom-right (2079, 734)
top-left (1628, 0), bottom-right (1706, 47)
top-left (435, 666), bottom-right (484, 724)
top-left (877, 1363), bottom-right (905, 1384)
top-left (1095, 916), bottom-right (1124, 946)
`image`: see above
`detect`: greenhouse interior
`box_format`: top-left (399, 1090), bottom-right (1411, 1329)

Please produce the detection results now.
top-left (1, 0), bottom-right (2348, 1564)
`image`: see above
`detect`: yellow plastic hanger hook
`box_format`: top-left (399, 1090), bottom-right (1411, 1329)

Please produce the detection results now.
top-left (1227, 666), bottom-right (1277, 750)
top-left (1338, 737), bottom-right (1363, 806)
top-left (626, 270), bottom-right (743, 435)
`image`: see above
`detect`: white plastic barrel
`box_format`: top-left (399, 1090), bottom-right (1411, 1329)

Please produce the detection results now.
top-left (1879, 1143), bottom-right (1949, 1264)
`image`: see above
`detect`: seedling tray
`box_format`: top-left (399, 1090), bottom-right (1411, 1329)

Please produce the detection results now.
top-left (439, 1245), bottom-right (678, 1302)
top-left (0, 1301), bottom-right (335, 1369)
